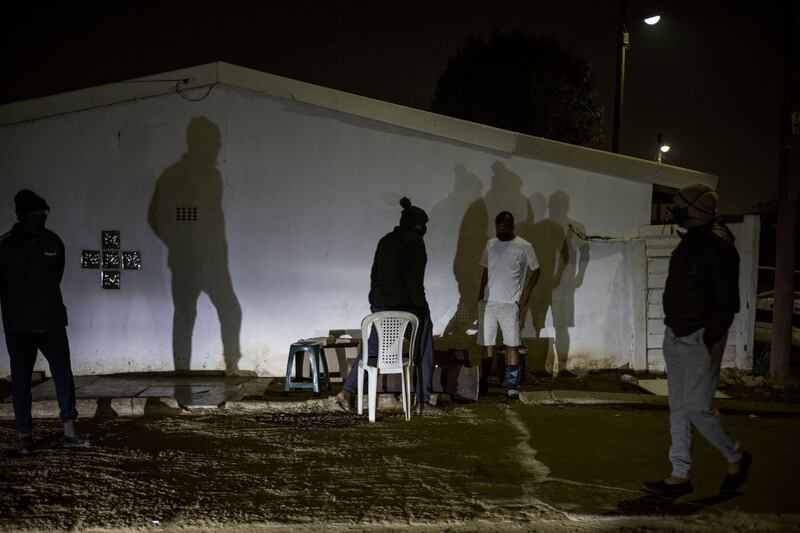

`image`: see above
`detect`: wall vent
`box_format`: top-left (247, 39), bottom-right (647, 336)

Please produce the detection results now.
top-left (175, 206), bottom-right (198, 222)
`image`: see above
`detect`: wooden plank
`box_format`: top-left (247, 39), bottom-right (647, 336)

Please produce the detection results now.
top-left (648, 334), bottom-right (665, 349)
top-left (648, 273), bottom-right (667, 289)
top-left (646, 247), bottom-right (674, 258)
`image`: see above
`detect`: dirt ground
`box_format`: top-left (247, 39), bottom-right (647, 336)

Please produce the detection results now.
top-left (2, 402), bottom-right (799, 532)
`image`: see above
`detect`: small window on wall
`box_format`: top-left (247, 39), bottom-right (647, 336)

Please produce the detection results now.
top-left (175, 206), bottom-right (198, 222)
top-left (651, 185), bottom-right (677, 225)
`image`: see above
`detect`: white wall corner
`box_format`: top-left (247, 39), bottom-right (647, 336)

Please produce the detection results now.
top-left (630, 238), bottom-right (649, 370)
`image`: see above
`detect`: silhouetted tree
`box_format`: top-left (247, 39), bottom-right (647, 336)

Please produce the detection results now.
top-left (431, 30), bottom-right (603, 146)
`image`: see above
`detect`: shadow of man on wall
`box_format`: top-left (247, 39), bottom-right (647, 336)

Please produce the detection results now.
top-left (148, 116), bottom-right (243, 376)
top-left (442, 162), bottom-right (532, 361)
top-left (518, 190), bottom-right (589, 377)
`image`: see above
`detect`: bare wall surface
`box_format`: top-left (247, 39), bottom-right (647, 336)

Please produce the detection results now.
top-left (0, 85), bottom-right (652, 376)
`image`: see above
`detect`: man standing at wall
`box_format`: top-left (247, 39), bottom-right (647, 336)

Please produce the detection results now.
top-left (336, 197), bottom-right (440, 415)
top-left (477, 211), bottom-right (540, 400)
top-left (643, 183), bottom-right (750, 496)
top-left (0, 190), bottom-right (89, 455)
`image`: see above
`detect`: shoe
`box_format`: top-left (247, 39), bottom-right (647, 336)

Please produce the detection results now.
top-left (17, 436), bottom-right (33, 455)
top-left (507, 389), bottom-right (520, 401)
top-left (415, 403), bottom-right (443, 416)
top-left (642, 479), bottom-right (693, 497)
top-left (335, 391), bottom-right (352, 413)
top-left (720, 451), bottom-right (752, 493)
top-left (62, 434), bottom-right (90, 448)
top-left (557, 369), bottom-right (577, 378)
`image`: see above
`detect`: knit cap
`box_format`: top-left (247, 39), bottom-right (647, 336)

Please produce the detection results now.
top-left (14, 189), bottom-right (49, 220)
top-left (674, 183), bottom-right (718, 222)
top-left (399, 197), bottom-right (428, 228)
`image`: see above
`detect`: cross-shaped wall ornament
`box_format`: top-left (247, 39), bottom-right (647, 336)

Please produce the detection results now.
top-left (81, 231), bottom-right (141, 289)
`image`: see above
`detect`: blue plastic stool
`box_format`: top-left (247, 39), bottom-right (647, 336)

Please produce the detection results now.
top-left (283, 340), bottom-right (331, 396)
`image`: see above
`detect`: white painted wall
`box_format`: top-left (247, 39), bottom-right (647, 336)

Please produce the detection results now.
top-left (0, 85), bottom-right (652, 376)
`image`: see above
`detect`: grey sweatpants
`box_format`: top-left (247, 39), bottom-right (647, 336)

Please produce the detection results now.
top-left (663, 326), bottom-right (742, 478)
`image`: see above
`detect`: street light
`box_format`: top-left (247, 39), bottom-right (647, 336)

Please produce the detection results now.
top-left (657, 132), bottom-right (670, 163)
top-left (611, 5), bottom-right (661, 153)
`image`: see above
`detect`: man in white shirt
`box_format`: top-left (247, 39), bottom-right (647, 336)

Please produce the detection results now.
top-left (477, 211), bottom-right (540, 400)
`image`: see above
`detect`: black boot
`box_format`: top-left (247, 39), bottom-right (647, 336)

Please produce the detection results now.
top-left (479, 357), bottom-right (493, 396)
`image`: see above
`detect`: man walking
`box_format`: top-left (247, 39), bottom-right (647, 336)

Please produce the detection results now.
top-left (336, 197), bottom-right (440, 415)
top-left (643, 183), bottom-right (750, 496)
top-left (0, 190), bottom-right (89, 454)
top-left (477, 211), bottom-right (539, 400)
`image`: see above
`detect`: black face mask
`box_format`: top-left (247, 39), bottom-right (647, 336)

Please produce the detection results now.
top-left (496, 231), bottom-right (514, 241)
top-left (411, 225), bottom-right (427, 237)
top-left (21, 212), bottom-right (48, 228)
top-left (671, 206), bottom-right (689, 226)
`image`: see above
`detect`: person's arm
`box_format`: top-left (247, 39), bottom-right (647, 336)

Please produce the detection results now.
top-left (520, 243), bottom-right (540, 307)
top-left (703, 235), bottom-right (740, 350)
top-left (519, 268), bottom-right (540, 307)
top-left (55, 234), bottom-right (66, 285)
top-left (403, 235), bottom-right (429, 312)
top-left (478, 242), bottom-right (489, 301)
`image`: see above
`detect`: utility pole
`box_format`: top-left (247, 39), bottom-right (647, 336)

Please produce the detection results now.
top-left (769, 0), bottom-right (799, 380)
top-left (612, 2), bottom-right (629, 154)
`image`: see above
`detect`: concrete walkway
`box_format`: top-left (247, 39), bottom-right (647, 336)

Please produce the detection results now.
top-left (2, 373), bottom-right (799, 419)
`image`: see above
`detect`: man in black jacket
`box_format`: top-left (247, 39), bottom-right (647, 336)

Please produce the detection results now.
top-left (0, 190), bottom-right (89, 454)
top-left (336, 197), bottom-right (440, 415)
top-left (643, 183), bottom-right (750, 497)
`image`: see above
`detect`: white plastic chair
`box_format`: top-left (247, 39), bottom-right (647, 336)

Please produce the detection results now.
top-left (357, 311), bottom-right (418, 422)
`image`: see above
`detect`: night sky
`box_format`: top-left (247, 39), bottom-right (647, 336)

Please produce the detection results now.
top-left (1, 1), bottom-right (788, 214)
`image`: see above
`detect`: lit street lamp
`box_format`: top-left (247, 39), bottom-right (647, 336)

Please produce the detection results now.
top-left (611, 4), bottom-right (661, 154)
top-left (657, 132), bottom-right (670, 163)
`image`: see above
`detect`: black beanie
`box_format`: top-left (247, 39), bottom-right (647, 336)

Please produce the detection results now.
top-left (399, 197), bottom-right (428, 228)
top-left (15, 189), bottom-right (49, 220)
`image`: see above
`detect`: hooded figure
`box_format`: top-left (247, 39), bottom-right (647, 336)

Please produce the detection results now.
top-left (336, 197), bottom-right (441, 415)
top-left (0, 189), bottom-right (89, 454)
top-left (643, 182), bottom-right (750, 497)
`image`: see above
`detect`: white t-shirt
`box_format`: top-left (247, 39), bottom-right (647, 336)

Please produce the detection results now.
top-left (480, 236), bottom-right (539, 304)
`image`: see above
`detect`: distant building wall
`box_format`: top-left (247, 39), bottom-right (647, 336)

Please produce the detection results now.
top-left (0, 85), bottom-right (653, 376)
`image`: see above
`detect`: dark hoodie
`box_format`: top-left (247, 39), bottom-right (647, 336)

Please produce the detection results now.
top-left (368, 226), bottom-right (429, 315)
top-left (0, 222), bottom-right (68, 333)
top-left (663, 222), bottom-right (740, 343)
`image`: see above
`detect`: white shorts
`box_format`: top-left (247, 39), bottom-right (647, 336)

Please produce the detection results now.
top-left (477, 300), bottom-right (520, 347)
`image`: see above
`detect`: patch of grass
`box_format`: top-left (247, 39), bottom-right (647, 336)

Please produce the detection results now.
top-left (752, 341), bottom-right (771, 376)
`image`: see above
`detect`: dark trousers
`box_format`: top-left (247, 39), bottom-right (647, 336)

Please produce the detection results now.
top-left (5, 329), bottom-right (77, 434)
top-left (343, 308), bottom-right (434, 405)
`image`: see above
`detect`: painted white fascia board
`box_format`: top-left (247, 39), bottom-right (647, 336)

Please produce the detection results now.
top-left (0, 63), bottom-right (221, 127)
top-left (217, 62), bottom-right (517, 154)
top-left (514, 134), bottom-right (718, 190)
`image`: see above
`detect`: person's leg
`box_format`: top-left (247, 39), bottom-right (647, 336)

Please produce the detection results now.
top-left (497, 303), bottom-right (522, 398)
top-left (681, 331), bottom-right (741, 463)
top-left (477, 300), bottom-right (498, 395)
top-left (5, 333), bottom-right (38, 440)
top-left (337, 323), bottom-right (378, 410)
top-left (643, 327), bottom-right (693, 495)
top-left (413, 313), bottom-right (434, 406)
top-left (38, 329), bottom-right (86, 446)
top-left (664, 327), bottom-right (693, 481)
